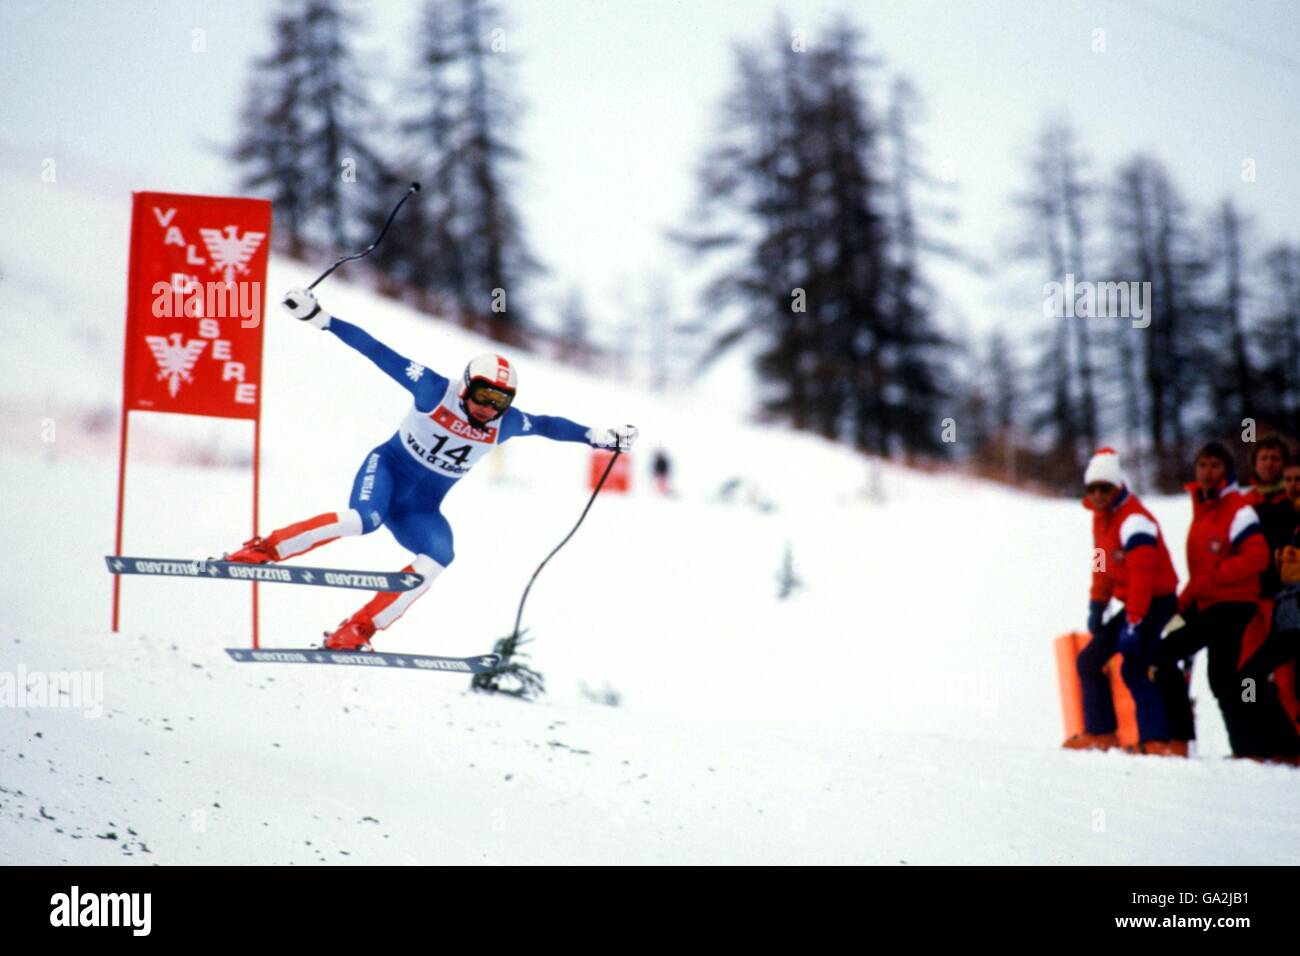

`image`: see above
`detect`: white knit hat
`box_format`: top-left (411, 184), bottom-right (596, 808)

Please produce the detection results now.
top-left (1084, 447), bottom-right (1124, 487)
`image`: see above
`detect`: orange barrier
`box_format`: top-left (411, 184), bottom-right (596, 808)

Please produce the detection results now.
top-left (1053, 633), bottom-right (1085, 740)
top-left (589, 449), bottom-right (631, 493)
top-left (1053, 631), bottom-right (1139, 748)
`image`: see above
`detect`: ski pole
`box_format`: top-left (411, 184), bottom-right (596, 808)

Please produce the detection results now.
top-left (510, 448), bottom-right (622, 641)
top-left (306, 182), bottom-right (421, 290)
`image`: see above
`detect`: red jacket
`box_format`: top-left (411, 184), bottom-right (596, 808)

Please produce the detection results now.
top-left (1086, 486), bottom-right (1179, 623)
top-left (1181, 480), bottom-right (1269, 612)
top-left (1244, 483), bottom-right (1294, 597)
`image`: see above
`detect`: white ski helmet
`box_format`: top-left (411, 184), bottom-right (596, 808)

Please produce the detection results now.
top-left (460, 352), bottom-right (518, 425)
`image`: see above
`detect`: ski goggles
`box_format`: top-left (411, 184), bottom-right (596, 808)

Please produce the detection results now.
top-left (466, 382), bottom-right (514, 413)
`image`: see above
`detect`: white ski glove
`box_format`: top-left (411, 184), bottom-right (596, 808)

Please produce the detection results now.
top-left (588, 424), bottom-right (639, 451)
top-left (281, 287), bottom-right (331, 330)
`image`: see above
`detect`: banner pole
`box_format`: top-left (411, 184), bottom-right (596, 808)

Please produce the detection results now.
top-left (251, 416), bottom-right (261, 649)
top-left (111, 409), bottom-right (130, 632)
top-left (111, 193), bottom-right (147, 634)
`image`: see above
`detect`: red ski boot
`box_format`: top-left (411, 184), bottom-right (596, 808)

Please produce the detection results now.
top-left (225, 536), bottom-right (280, 565)
top-left (323, 615), bottom-right (376, 651)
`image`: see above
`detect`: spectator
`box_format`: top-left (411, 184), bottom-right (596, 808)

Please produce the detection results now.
top-left (1273, 463), bottom-right (1300, 649)
top-left (1238, 459), bottom-right (1300, 760)
top-left (1245, 436), bottom-right (1292, 598)
top-left (1154, 442), bottom-right (1272, 758)
top-left (1065, 448), bottom-right (1180, 754)
top-left (1285, 460), bottom-right (1300, 501)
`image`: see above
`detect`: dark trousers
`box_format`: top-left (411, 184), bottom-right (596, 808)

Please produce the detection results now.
top-left (1241, 629), bottom-right (1300, 682)
top-left (1155, 601), bottom-right (1296, 756)
top-left (1238, 615), bottom-right (1300, 757)
top-left (1077, 594), bottom-right (1176, 741)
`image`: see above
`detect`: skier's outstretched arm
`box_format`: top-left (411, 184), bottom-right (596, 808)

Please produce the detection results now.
top-left (499, 409), bottom-right (638, 450)
top-left (281, 287), bottom-right (446, 409)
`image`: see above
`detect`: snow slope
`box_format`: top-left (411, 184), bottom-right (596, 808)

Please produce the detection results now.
top-left (1, 173), bottom-right (1298, 865)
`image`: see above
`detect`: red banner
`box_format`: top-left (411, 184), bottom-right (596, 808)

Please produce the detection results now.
top-left (122, 192), bottom-right (271, 419)
top-left (114, 191), bottom-right (272, 644)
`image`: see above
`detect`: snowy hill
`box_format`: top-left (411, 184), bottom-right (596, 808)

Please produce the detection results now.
top-left (2, 173), bottom-right (1298, 865)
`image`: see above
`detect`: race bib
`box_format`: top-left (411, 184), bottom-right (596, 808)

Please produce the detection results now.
top-left (397, 382), bottom-right (500, 477)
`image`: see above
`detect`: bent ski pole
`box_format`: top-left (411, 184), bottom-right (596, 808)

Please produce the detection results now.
top-left (306, 182), bottom-right (421, 291)
top-left (511, 448), bottom-right (622, 641)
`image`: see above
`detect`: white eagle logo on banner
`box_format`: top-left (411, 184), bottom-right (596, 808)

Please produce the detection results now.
top-left (199, 225), bottom-right (267, 285)
top-left (145, 332), bottom-right (208, 397)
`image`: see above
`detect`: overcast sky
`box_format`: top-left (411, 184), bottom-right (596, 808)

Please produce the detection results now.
top-left (3, 0), bottom-right (1299, 351)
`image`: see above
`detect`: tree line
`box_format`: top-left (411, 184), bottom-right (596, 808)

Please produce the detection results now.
top-left (674, 17), bottom-right (953, 458)
top-left (232, 0), bottom-right (537, 343)
top-left (961, 123), bottom-right (1300, 492)
top-left (231, 3), bottom-right (1299, 493)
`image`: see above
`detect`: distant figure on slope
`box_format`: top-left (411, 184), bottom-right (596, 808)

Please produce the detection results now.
top-left (1067, 447), bottom-right (1181, 755)
top-left (1153, 442), bottom-right (1277, 759)
top-left (651, 446), bottom-right (673, 497)
top-left (223, 288), bottom-right (638, 651)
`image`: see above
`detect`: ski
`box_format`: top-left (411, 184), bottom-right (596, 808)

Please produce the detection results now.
top-left (224, 647), bottom-right (501, 674)
top-left (105, 555), bottom-right (424, 592)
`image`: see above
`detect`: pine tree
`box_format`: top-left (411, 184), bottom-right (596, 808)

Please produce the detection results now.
top-left (877, 74), bottom-right (952, 456)
top-left (232, 4), bottom-right (313, 256)
top-left (377, 0), bottom-right (474, 312)
top-left (677, 18), bottom-right (949, 457)
top-left (1256, 242), bottom-right (1300, 435)
top-left (455, 0), bottom-right (538, 334)
top-left (1106, 155), bottom-right (1210, 489)
top-left (556, 287), bottom-right (594, 368)
top-left (1056, 125), bottom-right (1099, 454)
top-left (983, 329), bottom-right (1022, 481)
top-left (1207, 199), bottom-right (1256, 433)
top-left (1014, 124), bottom-right (1079, 479)
top-left (1014, 120), bottom-right (1102, 478)
top-left (232, 0), bottom-right (383, 254)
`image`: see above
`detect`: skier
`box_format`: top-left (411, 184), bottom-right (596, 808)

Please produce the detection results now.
top-left (223, 287), bottom-right (638, 651)
top-left (1067, 447), bottom-right (1180, 755)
